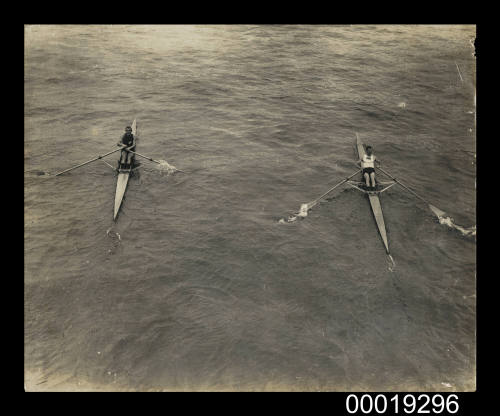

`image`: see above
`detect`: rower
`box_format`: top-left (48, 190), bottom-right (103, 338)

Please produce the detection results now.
top-left (359, 145), bottom-right (380, 190)
top-left (117, 125), bottom-right (136, 168)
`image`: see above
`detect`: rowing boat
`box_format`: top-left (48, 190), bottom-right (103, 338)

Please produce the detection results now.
top-left (54, 119), bottom-right (182, 221)
top-left (114, 119), bottom-right (137, 220)
top-left (288, 133), bottom-right (447, 256)
top-left (349, 134), bottom-right (391, 254)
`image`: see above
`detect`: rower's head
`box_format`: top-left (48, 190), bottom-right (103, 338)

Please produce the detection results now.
top-left (125, 126), bottom-right (132, 134)
top-left (366, 145), bottom-right (373, 155)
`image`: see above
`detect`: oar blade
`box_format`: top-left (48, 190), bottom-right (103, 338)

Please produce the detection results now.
top-left (299, 203), bottom-right (312, 215)
top-left (429, 204), bottom-right (446, 219)
top-left (303, 201), bottom-right (314, 211)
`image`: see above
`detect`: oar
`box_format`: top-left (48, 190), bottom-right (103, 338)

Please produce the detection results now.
top-left (120, 146), bottom-right (162, 164)
top-left (377, 166), bottom-right (446, 218)
top-left (54, 148), bottom-right (123, 176)
top-left (304, 169), bottom-right (362, 211)
top-left (120, 145), bottom-right (185, 173)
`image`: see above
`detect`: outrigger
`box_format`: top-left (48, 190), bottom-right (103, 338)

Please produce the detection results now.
top-left (290, 133), bottom-right (446, 255)
top-left (54, 119), bottom-right (179, 220)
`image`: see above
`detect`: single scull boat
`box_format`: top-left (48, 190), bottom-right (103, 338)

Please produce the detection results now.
top-left (114, 119), bottom-right (137, 220)
top-left (290, 133), bottom-right (447, 257)
top-left (53, 118), bottom-right (181, 221)
top-left (349, 133), bottom-right (394, 254)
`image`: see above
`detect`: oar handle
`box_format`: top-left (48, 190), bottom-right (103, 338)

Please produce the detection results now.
top-left (124, 148), bottom-right (161, 164)
top-left (121, 146), bottom-right (185, 172)
top-left (117, 143), bottom-right (133, 150)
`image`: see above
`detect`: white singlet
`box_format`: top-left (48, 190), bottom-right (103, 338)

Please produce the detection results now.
top-left (362, 154), bottom-right (375, 168)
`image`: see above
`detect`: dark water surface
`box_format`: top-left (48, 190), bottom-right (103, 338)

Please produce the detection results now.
top-left (25, 25), bottom-right (476, 391)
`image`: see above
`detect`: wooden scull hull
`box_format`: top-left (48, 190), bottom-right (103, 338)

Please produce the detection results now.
top-left (114, 119), bottom-right (137, 220)
top-left (356, 135), bottom-right (390, 254)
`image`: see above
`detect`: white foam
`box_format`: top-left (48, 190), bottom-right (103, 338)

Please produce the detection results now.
top-left (438, 216), bottom-right (476, 237)
top-left (278, 203), bottom-right (311, 224)
top-left (158, 160), bottom-right (181, 175)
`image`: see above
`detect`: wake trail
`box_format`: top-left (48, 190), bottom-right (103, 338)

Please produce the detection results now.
top-left (387, 254), bottom-right (396, 272)
top-left (106, 227), bottom-right (121, 254)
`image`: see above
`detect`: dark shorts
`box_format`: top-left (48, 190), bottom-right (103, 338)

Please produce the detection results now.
top-left (363, 167), bottom-right (375, 175)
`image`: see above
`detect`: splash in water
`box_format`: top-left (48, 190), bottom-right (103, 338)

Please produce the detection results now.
top-left (279, 203), bottom-right (311, 223)
top-left (158, 160), bottom-right (182, 175)
top-left (437, 215), bottom-right (476, 237)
